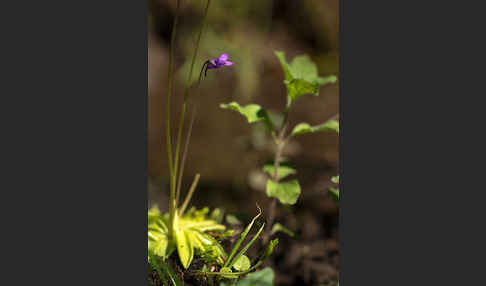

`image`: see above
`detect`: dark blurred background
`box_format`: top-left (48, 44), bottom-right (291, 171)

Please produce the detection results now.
top-left (148, 0), bottom-right (339, 284)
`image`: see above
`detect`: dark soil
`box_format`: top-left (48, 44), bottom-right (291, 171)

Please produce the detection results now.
top-left (268, 207), bottom-right (339, 285)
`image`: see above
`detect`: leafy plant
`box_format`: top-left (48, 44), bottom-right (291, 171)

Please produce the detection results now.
top-left (148, 0), bottom-right (234, 274)
top-left (194, 206), bottom-right (279, 281)
top-left (220, 51), bottom-right (338, 242)
top-left (149, 204), bottom-right (278, 283)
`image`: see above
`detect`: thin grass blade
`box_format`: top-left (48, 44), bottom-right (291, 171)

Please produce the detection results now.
top-left (223, 205), bottom-right (262, 268)
top-left (227, 223), bottom-right (265, 269)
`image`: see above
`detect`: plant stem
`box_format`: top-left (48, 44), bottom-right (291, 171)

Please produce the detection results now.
top-left (172, 0), bottom-right (212, 212)
top-left (167, 0), bottom-right (181, 239)
top-left (175, 106), bottom-right (197, 205)
top-left (263, 107), bottom-right (290, 244)
top-left (263, 140), bottom-right (286, 244)
top-left (263, 198), bottom-right (277, 244)
top-left (184, 0), bottom-right (211, 103)
top-left (172, 102), bottom-right (186, 208)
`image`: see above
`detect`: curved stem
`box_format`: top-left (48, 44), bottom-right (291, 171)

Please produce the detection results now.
top-left (198, 61), bottom-right (210, 87)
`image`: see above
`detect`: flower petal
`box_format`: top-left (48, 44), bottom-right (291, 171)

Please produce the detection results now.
top-left (218, 53), bottom-right (229, 61)
top-left (224, 61), bottom-right (233, 66)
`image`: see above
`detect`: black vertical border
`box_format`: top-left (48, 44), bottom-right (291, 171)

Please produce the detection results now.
top-left (0, 0), bottom-right (148, 284)
top-left (339, 0), bottom-right (486, 284)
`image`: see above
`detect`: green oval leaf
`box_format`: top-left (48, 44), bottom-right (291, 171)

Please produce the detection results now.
top-left (220, 102), bottom-right (272, 129)
top-left (266, 179), bottom-right (301, 205)
top-left (291, 119), bottom-right (339, 137)
top-left (232, 255), bottom-right (251, 271)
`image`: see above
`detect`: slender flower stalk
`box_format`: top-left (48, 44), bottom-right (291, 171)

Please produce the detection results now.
top-left (175, 106), bottom-right (197, 205)
top-left (163, 0), bottom-right (214, 241)
top-left (167, 0), bottom-right (182, 239)
top-left (166, 0), bottom-right (228, 242)
top-left (172, 0), bottom-right (212, 218)
top-left (173, 0), bottom-right (212, 179)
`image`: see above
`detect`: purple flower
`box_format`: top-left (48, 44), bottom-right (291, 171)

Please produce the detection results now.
top-left (198, 53), bottom-right (233, 85)
top-left (207, 53), bottom-right (233, 69)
